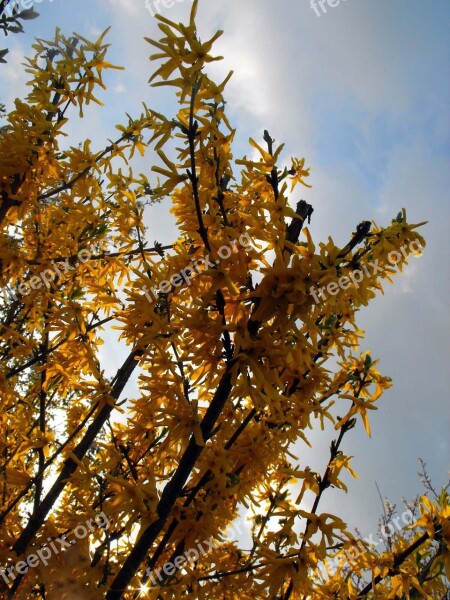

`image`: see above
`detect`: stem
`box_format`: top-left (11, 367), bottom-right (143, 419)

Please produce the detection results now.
top-left (10, 349), bottom-right (142, 559)
top-left (105, 362), bottom-right (236, 598)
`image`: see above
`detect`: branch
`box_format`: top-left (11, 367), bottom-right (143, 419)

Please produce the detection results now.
top-left (337, 221), bottom-right (371, 259)
top-left (283, 376), bottom-right (367, 600)
top-left (5, 316), bottom-right (113, 379)
top-left (24, 244), bottom-right (173, 267)
top-left (356, 530), bottom-right (433, 598)
top-left (186, 77), bottom-right (210, 252)
top-left (106, 361), bottom-right (236, 598)
top-left (10, 349), bottom-right (142, 559)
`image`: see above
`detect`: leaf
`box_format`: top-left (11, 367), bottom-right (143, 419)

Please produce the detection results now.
top-left (18, 7), bottom-right (39, 20)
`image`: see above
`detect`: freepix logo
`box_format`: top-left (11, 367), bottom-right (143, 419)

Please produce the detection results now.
top-left (0, 512), bottom-right (110, 585)
top-left (144, 0), bottom-right (193, 18)
top-left (144, 517), bottom-right (248, 587)
top-left (309, 238), bottom-right (424, 305)
top-left (310, 0), bottom-right (349, 17)
top-left (0, 237), bottom-right (110, 304)
top-left (142, 233), bottom-right (254, 302)
top-left (2, 0), bottom-right (55, 18)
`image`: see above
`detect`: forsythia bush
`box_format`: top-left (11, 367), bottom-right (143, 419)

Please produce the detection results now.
top-left (0, 1), bottom-right (448, 598)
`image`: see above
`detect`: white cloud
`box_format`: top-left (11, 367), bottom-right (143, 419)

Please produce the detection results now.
top-left (0, 44), bottom-right (27, 109)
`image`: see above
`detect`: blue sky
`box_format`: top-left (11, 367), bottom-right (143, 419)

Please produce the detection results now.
top-left (1, 0), bottom-right (449, 537)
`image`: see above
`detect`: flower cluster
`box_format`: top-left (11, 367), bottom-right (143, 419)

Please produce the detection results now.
top-left (0, 2), bottom-right (446, 599)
